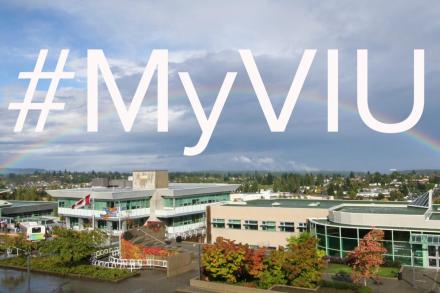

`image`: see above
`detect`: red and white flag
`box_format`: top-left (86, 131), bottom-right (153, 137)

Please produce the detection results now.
top-left (71, 194), bottom-right (91, 209)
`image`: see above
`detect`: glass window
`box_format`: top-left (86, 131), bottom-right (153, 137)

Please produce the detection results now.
top-left (395, 256), bottom-right (411, 266)
top-left (342, 238), bottom-right (358, 251)
top-left (316, 224), bottom-right (326, 235)
top-left (341, 228), bottom-right (357, 239)
top-left (279, 222), bottom-right (295, 232)
top-left (228, 219), bottom-right (241, 229)
top-left (327, 236), bottom-right (340, 250)
top-left (327, 226), bottom-right (340, 237)
top-left (328, 249), bottom-right (340, 257)
top-left (382, 241), bottom-right (392, 255)
top-left (317, 235), bottom-right (326, 248)
top-left (393, 230), bottom-right (410, 242)
top-left (244, 220), bottom-right (258, 230)
top-left (383, 230), bottom-right (392, 241)
top-left (413, 244), bottom-right (423, 258)
top-left (394, 242), bottom-right (411, 256)
top-left (413, 257), bottom-right (424, 267)
top-left (358, 229), bottom-right (371, 239)
top-left (31, 227), bottom-right (42, 233)
top-left (261, 221), bottom-right (276, 232)
top-left (297, 222), bottom-right (307, 232)
top-left (212, 218), bottom-right (225, 228)
top-left (429, 246), bottom-right (436, 257)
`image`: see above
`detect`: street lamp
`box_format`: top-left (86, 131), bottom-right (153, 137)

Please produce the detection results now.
top-left (9, 247), bottom-right (31, 292)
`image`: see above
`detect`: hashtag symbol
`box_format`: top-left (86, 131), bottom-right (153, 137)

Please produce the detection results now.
top-left (8, 49), bottom-right (75, 132)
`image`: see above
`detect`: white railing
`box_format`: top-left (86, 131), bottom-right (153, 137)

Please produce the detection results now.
top-left (166, 222), bottom-right (205, 234)
top-left (91, 247), bottom-right (120, 259)
top-left (155, 202), bottom-right (223, 217)
top-left (58, 207), bottom-right (150, 219)
top-left (166, 222), bottom-right (206, 239)
top-left (90, 247), bottom-right (168, 271)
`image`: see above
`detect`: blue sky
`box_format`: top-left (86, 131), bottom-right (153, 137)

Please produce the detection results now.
top-left (1, 1), bottom-right (440, 172)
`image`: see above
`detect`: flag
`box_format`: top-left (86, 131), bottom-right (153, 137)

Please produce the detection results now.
top-left (71, 194), bottom-right (91, 209)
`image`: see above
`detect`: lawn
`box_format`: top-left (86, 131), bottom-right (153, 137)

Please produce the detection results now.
top-left (0, 256), bottom-right (139, 282)
top-left (325, 263), bottom-right (399, 278)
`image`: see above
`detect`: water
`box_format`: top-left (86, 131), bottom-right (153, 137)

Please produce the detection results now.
top-left (0, 267), bottom-right (196, 293)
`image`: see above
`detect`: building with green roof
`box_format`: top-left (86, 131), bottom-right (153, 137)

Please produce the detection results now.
top-left (208, 191), bottom-right (440, 268)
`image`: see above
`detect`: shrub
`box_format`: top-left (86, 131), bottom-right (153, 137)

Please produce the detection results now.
top-left (0, 256), bottom-right (137, 281)
top-left (382, 259), bottom-right (401, 268)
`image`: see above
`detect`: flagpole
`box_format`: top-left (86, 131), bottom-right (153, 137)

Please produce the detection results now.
top-left (118, 204), bottom-right (122, 252)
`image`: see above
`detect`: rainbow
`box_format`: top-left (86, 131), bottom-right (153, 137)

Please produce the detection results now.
top-left (1, 91), bottom-right (439, 171)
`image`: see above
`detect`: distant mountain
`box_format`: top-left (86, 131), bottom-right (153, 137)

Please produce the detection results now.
top-left (0, 168), bottom-right (46, 175)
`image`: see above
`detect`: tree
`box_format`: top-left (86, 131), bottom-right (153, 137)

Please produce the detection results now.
top-left (0, 234), bottom-right (36, 254)
top-left (348, 229), bottom-right (387, 286)
top-left (258, 248), bottom-right (287, 289)
top-left (282, 233), bottom-right (325, 288)
top-left (389, 190), bottom-right (404, 201)
top-left (39, 227), bottom-right (105, 266)
top-left (201, 237), bottom-right (265, 283)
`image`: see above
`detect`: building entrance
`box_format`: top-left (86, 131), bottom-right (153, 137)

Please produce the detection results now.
top-left (428, 245), bottom-right (440, 268)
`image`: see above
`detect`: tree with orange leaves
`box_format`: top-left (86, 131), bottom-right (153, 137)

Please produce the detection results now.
top-left (201, 237), bottom-right (266, 283)
top-left (348, 229), bottom-right (387, 286)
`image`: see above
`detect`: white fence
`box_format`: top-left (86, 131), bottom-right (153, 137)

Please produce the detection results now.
top-left (91, 247), bottom-right (168, 271)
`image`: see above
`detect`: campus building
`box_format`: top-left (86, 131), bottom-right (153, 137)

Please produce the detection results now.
top-left (208, 191), bottom-right (440, 268)
top-left (48, 170), bottom-right (238, 239)
top-left (208, 200), bottom-right (330, 247)
top-left (0, 200), bottom-right (57, 220)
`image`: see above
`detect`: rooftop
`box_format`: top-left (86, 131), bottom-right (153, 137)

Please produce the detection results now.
top-left (47, 183), bottom-right (239, 200)
top-left (225, 199), bottom-right (409, 209)
top-left (310, 218), bottom-right (440, 232)
top-left (335, 206), bottom-right (427, 215)
top-left (0, 200), bottom-right (57, 216)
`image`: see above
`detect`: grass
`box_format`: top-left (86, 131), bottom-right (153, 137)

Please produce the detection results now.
top-left (0, 256), bottom-right (139, 282)
top-left (325, 263), bottom-right (399, 278)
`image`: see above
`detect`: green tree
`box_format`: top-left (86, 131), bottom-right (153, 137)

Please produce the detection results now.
top-left (258, 248), bottom-right (287, 289)
top-left (389, 190), bottom-right (404, 201)
top-left (0, 234), bottom-right (36, 254)
top-left (282, 233), bottom-right (325, 288)
top-left (39, 227), bottom-right (105, 266)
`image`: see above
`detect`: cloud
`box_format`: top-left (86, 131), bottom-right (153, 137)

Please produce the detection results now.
top-left (1, 1), bottom-right (440, 171)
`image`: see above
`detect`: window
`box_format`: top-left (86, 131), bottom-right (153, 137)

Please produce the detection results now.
top-left (341, 228), bottom-right (357, 239)
top-left (393, 230), bottom-right (410, 242)
top-left (228, 219), bottom-right (241, 229)
top-left (279, 222), bottom-right (295, 232)
top-left (316, 224), bottom-right (326, 235)
top-left (244, 220), bottom-right (258, 230)
top-left (31, 227), bottom-right (42, 233)
top-left (261, 221), bottom-right (276, 232)
top-left (298, 222), bottom-right (307, 232)
top-left (58, 201), bottom-right (65, 207)
top-left (326, 225), bottom-right (338, 236)
top-left (212, 218), bottom-right (225, 228)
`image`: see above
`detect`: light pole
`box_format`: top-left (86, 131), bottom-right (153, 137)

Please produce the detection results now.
top-left (11, 247), bottom-right (31, 292)
top-left (26, 250), bottom-right (30, 292)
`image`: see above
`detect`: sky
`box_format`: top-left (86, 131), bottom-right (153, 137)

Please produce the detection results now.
top-left (0, 1), bottom-right (440, 172)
